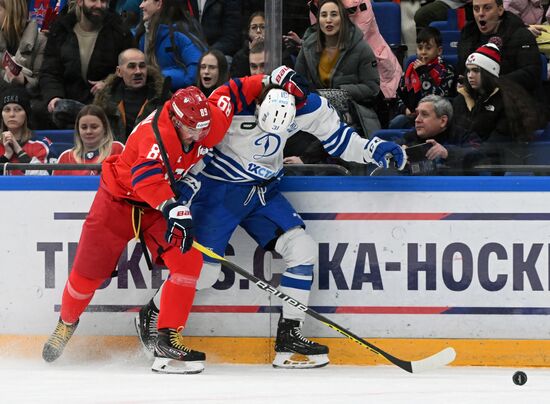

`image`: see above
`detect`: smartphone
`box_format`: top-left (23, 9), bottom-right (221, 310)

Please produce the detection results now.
top-left (405, 143), bottom-right (432, 162)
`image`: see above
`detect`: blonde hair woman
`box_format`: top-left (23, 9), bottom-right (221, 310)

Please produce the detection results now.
top-left (54, 105), bottom-right (124, 175)
top-left (0, 0), bottom-right (46, 93)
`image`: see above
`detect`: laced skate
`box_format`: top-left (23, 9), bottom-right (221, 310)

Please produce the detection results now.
top-left (273, 317), bottom-right (329, 369)
top-left (152, 328), bottom-right (206, 374)
top-left (42, 318), bottom-right (79, 362)
top-left (134, 300), bottom-right (158, 355)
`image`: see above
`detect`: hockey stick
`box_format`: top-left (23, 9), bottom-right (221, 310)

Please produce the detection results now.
top-left (192, 240), bottom-right (456, 374)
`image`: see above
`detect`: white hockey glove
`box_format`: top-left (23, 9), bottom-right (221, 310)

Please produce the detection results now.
top-left (364, 137), bottom-right (407, 170)
top-left (175, 174), bottom-right (201, 206)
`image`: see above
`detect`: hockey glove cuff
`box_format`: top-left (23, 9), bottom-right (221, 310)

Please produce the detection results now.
top-left (364, 137), bottom-right (407, 170)
top-left (162, 202), bottom-right (194, 254)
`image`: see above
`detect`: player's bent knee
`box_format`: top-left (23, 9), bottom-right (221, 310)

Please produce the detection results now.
top-left (274, 227), bottom-right (318, 268)
top-left (67, 270), bottom-right (107, 297)
top-left (196, 261), bottom-right (222, 290)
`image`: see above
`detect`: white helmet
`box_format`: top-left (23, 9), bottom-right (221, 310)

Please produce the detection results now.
top-left (257, 89), bottom-right (296, 133)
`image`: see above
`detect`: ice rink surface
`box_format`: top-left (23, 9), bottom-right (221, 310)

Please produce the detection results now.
top-left (1, 353), bottom-right (549, 404)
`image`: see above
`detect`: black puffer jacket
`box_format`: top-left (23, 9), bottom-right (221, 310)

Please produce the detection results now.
top-left (39, 11), bottom-right (134, 105)
top-left (457, 12), bottom-right (541, 93)
top-left (188, 0), bottom-right (242, 56)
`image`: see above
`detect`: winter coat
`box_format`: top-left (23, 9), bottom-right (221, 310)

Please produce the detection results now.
top-left (309, 0), bottom-right (402, 99)
top-left (457, 12), bottom-right (541, 94)
top-left (93, 66), bottom-right (166, 142)
top-left (39, 11), bottom-right (134, 105)
top-left (0, 20), bottom-right (46, 96)
top-left (504, 0), bottom-right (543, 25)
top-left (295, 24), bottom-right (381, 136)
top-left (137, 24), bottom-right (204, 91)
top-left (187, 0), bottom-right (242, 56)
top-left (451, 87), bottom-right (525, 165)
top-left (452, 87), bottom-right (509, 142)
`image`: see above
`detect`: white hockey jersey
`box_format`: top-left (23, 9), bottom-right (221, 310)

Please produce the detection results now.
top-left (200, 92), bottom-right (372, 184)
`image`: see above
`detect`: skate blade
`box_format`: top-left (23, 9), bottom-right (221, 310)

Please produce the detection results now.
top-left (151, 357), bottom-right (205, 374)
top-left (134, 316), bottom-right (155, 358)
top-left (272, 352), bottom-right (329, 369)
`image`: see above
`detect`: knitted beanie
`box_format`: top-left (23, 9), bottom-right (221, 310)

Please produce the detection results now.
top-left (0, 86), bottom-right (31, 118)
top-left (465, 37), bottom-right (502, 77)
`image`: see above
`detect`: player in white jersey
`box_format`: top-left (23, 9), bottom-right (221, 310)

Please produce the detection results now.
top-left (136, 66), bottom-right (407, 369)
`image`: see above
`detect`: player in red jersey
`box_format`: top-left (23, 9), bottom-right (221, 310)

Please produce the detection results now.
top-left (42, 76), bottom-right (264, 374)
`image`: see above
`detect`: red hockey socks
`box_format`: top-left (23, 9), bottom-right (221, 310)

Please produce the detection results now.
top-left (60, 270), bottom-right (106, 324)
top-left (157, 247), bottom-right (202, 329)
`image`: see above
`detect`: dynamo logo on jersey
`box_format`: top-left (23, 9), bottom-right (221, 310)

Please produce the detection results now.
top-left (253, 133), bottom-right (281, 159)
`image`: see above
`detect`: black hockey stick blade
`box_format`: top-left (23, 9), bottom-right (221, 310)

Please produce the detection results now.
top-left (193, 241), bottom-right (456, 373)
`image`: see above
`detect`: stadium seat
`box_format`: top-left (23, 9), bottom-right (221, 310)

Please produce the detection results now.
top-left (429, 8), bottom-right (459, 31)
top-left (33, 129), bottom-right (74, 144)
top-left (440, 30), bottom-right (460, 55)
top-left (47, 142), bottom-right (73, 163)
top-left (372, 2), bottom-right (401, 45)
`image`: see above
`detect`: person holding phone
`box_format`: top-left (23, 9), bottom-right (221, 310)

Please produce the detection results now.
top-left (396, 94), bottom-right (481, 173)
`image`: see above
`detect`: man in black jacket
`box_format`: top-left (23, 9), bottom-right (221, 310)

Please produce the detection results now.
top-left (187, 0), bottom-right (242, 57)
top-left (396, 95), bottom-right (481, 174)
top-left (457, 0), bottom-right (541, 95)
top-left (38, 0), bottom-right (134, 128)
top-left (94, 48), bottom-right (166, 143)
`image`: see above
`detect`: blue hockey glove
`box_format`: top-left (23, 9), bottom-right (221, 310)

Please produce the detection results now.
top-left (269, 66), bottom-right (310, 108)
top-left (175, 174), bottom-right (201, 206)
top-left (162, 202), bottom-right (194, 254)
top-left (365, 137), bottom-right (407, 170)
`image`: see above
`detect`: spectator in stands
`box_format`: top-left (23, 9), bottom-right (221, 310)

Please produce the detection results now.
top-left (196, 49), bottom-right (228, 97)
top-left (453, 40), bottom-right (544, 164)
top-left (457, 0), bottom-right (541, 95)
top-left (504, 0), bottom-right (544, 25)
top-left (296, 0), bottom-right (382, 136)
top-left (186, 0), bottom-right (242, 58)
top-left (38, 0), bottom-right (133, 130)
top-left (135, 0), bottom-right (206, 92)
top-left (0, 87), bottom-right (47, 175)
top-left (116, 0), bottom-right (142, 28)
top-left (415, 0), bottom-right (469, 32)
top-left (53, 105), bottom-right (124, 176)
top-left (308, 0), bottom-right (403, 100)
top-left (391, 27), bottom-right (457, 129)
top-left (0, 0), bottom-right (47, 101)
top-left (230, 11), bottom-right (265, 78)
top-left (94, 48), bottom-right (165, 142)
top-left (248, 39), bottom-right (266, 75)
top-left (396, 94), bottom-right (479, 173)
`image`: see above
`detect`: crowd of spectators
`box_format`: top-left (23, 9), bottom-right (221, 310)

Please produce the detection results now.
top-left (4, 0), bottom-right (550, 176)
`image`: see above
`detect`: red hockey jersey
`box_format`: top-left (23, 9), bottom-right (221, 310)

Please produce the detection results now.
top-left (101, 75), bottom-right (264, 209)
top-left (0, 139), bottom-right (48, 175)
top-left (53, 141), bottom-right (124, 176)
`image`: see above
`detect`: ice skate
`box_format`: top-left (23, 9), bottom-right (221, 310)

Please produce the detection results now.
top-left (42, 318), bottom-right (79, 362)
top-left (134, 300), bottom-right (158, 355)
top-left (151, 328), bottom-right (206, 374)
top-left (273, 317), bottom-right (329, 369)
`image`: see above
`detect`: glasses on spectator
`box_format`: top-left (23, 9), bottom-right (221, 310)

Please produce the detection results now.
top-left (346, 2), bottom-right (367, 15)
top-left (250, 24), bottom-right (266, 32)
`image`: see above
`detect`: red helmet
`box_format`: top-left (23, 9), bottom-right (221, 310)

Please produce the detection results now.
top-left (169, 86), bottom-right (211, 141)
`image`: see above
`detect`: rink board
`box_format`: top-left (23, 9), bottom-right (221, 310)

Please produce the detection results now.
top-left (2, 176), bottom-right (550, 365)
